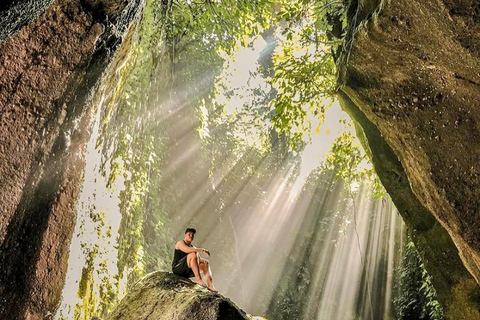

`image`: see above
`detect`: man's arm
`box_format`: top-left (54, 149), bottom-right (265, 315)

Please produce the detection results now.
top-left (175, 241), bottom-right (209, 255)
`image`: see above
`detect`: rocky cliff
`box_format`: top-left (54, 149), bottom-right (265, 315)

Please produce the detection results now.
top-left (0, 0), bottom-right (144, 319)
top-left (106, 272), bottom-right (250, 320)
top-left (1, 0), bottom-right (480, 319)
top-left (338, 0), bottom-right (480, 318)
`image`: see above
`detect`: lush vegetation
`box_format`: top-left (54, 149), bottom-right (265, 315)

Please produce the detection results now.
top-left (56, 0), bottom-right (444, 319)
top-left (394, 237), bottom-right (444, 320)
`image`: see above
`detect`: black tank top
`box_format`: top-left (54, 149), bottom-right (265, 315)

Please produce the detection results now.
top-left (172, 240), bottom-right (193, 267)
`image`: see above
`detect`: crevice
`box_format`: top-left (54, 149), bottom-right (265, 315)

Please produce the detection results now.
top-left (144, 301), bottom-right (158, 320)
top-left (454, 72), bottom-right (480, 87)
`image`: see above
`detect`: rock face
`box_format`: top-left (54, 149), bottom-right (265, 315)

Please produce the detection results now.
top-left (107, 272), bottom-right (249, 320)
top-left (339, 92), bottom-right (480, 319)
top-left (0, 0), bottom-right (144, 319)
top-left (338, 0), bottom-right (480, 318)
top-left (0, 0), bottom-right (55, 42)
top-left (1, 0), bottom-right (479, 319)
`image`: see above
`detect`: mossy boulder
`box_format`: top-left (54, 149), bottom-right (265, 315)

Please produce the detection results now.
top-left (106, 272), bottom-right (250, 320)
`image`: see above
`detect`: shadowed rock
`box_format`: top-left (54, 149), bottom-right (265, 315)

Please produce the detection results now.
top-left (0, 0), bottom-right (144, 318)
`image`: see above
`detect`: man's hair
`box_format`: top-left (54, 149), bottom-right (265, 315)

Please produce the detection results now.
top-left (185, 227), bottom-right (196, 234)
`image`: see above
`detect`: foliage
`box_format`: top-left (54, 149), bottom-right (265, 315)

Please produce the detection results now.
top-left (202, 0), bottom-right (376, 187)
top-left (325, 130), bottom-right (365, 181)
top-left (204, 37), bottom-right (275, 156)
top-left (269, 15), bottom-right (337, 149)
top-left (315, 126), bottom-right (385, 198)
top-left (94, 0), bottom-right (278, 303)
top-left (62, 0), bottom-right (396, 318)
top-left (394, 236), bottom-right (445, 320)
top-left (99, 0), bottom-right (377, 296)
top-left (73, 242), bottom-right (117, 320)
top-left (207, 0), bottom-right (348, 151)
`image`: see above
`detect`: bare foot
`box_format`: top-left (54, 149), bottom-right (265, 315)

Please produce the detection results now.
top-left (194, 279), bottom-right (207, 288)
top-left (207, 286), bottom-right (218, 293)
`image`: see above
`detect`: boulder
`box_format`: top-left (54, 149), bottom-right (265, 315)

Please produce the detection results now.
top-left (107, 272), bottom-right (250, 320)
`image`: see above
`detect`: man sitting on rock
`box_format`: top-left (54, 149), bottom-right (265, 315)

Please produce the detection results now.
top-left (172, 227), bottom-right (218, 292)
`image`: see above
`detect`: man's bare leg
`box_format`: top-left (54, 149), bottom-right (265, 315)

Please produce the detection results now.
top-left (200, 260), bottom-right (218, 292)
top-left (187, 252), bottom-right (206, 287)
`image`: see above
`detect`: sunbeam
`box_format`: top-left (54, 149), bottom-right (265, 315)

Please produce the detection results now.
top-left (53, 3), bottom-right (408, 320)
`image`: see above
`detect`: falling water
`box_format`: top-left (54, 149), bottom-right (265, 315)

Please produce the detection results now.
top-left (55, 94), bottom-right (126, 320)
